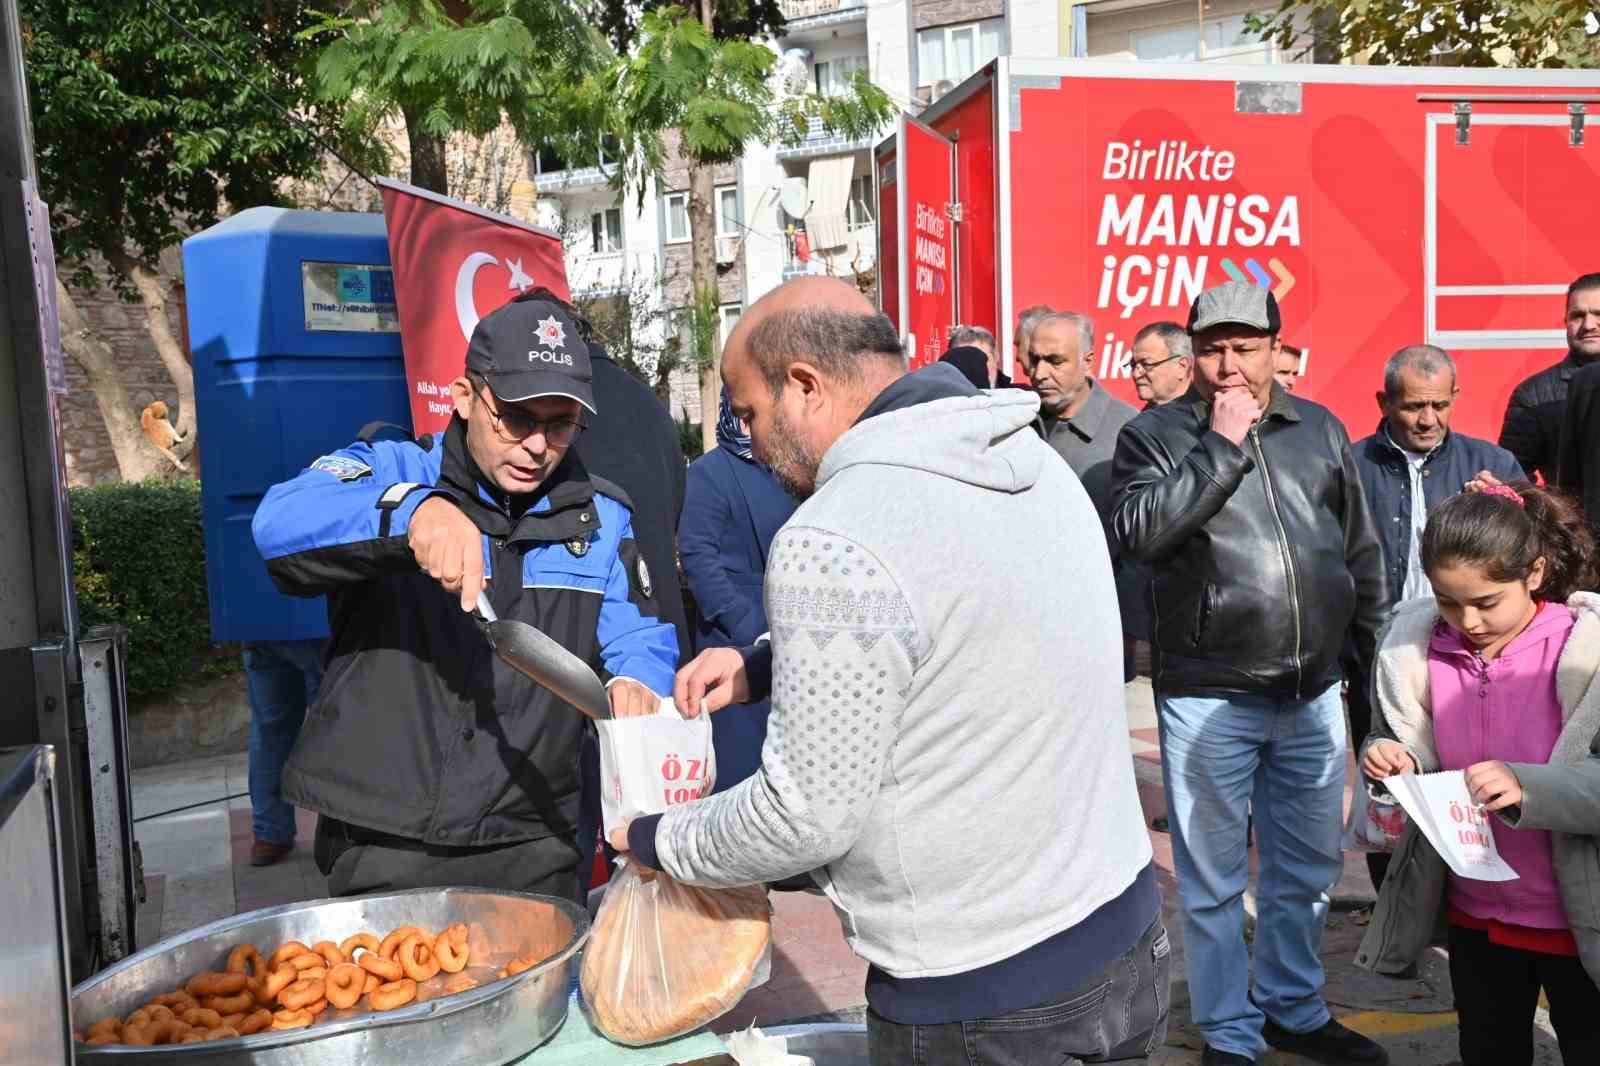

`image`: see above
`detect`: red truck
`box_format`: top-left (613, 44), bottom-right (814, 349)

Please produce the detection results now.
top-left (876, 58), bottom-right (1600, 441)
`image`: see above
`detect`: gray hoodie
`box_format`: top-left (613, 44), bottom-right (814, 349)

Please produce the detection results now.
top-left (654, 379), bottom-right (1153, 978)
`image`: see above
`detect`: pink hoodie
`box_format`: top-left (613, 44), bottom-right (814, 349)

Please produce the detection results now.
top-left (1428, 601), bottom-right (1575, 930)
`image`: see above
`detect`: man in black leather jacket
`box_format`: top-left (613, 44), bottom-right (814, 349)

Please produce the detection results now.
top-left (1110, 282), bottom-right (1389, 1066)
top-left (1498, 273), bottom-right (1600, 480)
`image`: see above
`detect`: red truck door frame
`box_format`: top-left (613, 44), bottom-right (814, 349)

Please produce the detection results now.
top-left (878, 114), bottom-right (958, 369)
top-left (877, 67), bottom-right (1003, 372)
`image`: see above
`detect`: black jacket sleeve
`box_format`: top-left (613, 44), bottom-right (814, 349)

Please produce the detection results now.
top-left (1558, 368), bottom-right (1599, 495)
top-left (1498, 384), bottom-right (1543, 480)
top-left (1110, 420), bottom-right (1254, 565)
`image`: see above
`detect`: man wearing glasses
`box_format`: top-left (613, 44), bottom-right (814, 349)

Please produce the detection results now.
top-left (1129, 321), bottom-right (1193, 408)
top-left (252, 294), bottom-right (678, 900)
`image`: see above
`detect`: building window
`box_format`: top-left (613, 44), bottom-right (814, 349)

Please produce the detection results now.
top-left (720, 303), bottom-right (743, 349)
top-left (716, 185), bottom-right (740, 238)
top-left (664, 193), bottom-right (690, 244)
top-left (534, 136), bottom-right (621, 175)
top-left (591, 208), bottom-right (623, 254)
top-left (535, 146), bottom-right (568, 175)
top-left (814, 54), bottom-right (868, 96)
top-left (1130, 13), bottom-right (1275, 63)
top-left (917, 18), bottom-right (1005, 88)
top-left (847, 173), bottom-right (874, 228)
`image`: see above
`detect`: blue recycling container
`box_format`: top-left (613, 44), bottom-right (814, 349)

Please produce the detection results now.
top-left (183, 207), bottom-right (410, 643)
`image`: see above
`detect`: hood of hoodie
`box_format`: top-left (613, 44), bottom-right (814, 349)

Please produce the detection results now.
top-left (1428, 596), bottom-right (1583, 663)
top-left (814, 363), bottom-right (1047, 495)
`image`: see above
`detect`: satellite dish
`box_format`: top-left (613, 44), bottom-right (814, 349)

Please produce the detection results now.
top-left (779, 177), bottom-right (810, 220)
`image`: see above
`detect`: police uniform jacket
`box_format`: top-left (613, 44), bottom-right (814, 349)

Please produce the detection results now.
top-left (252, 418), bottom-right (679, 848)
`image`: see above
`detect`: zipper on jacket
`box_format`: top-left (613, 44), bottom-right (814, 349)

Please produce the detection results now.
top-left (1251, 424), bottom-right (1304, 697)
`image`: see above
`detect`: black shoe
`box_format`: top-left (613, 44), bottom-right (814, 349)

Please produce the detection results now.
top-left (1150, 815), bottom-right (1170, 832)
top-left (1262, 1017), bottom-right (1388, 1065)
top-left (1200, 1047), bottom-right (1256, 1065)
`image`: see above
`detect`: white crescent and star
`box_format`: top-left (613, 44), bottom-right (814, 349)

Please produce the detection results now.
top-left (452, 252), bottom-right (539, 341)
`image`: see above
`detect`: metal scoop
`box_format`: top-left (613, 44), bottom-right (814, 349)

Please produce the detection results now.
top-left (476, 591), bottom-right (611, 719)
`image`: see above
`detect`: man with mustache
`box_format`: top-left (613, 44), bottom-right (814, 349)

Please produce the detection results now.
top-left (1111, 281), bottom-right (1390, 1066)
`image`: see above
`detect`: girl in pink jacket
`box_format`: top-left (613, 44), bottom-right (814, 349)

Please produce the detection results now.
top-left (1360, 482), bottom-right (1600, 1066)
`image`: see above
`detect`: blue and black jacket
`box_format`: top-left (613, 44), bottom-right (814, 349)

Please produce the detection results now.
top-left (252, 418), bottom-right (678, 848)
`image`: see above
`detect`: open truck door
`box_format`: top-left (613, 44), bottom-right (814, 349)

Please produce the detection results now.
top-left (877, 114), bottom-right (957, 369)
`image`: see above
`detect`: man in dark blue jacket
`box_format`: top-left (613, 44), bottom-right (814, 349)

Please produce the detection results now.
top-left (1353, 344), bottom-right (1525, 607)
top-left (677, 388), bottom-right (797, 790)
top-left (252, 294), bottom-right (677, 901)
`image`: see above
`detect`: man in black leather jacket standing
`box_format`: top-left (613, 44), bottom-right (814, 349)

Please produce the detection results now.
top-left (1498, 273), bottom-right (1600, 481)
top-left (1111, 282), bottom-right (1390, 1066)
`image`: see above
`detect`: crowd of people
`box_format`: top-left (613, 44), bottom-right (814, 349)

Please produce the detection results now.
top-left (239, 269), bottom-right (1600, 1066)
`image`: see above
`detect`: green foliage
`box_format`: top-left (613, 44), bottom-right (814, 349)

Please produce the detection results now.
top-left (302, 0), bottom-right (612, 174)
top-left (687, 279), bottom-right (722, 373)
top-left (676, 408), bottom-right (703, 461)
top-left (595, 0), bottom-right (789, 53)
top-left (607, 7), bottom-right (894, 198)
top-left (21, 0), bottom-right (371, 291)
top-left (1247, 1), bottom-right (1599, 68)
top-left (71, 480), bottom-right (236, 700)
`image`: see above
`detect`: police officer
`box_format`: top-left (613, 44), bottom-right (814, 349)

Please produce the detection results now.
top-left (252, 294), bottom-right (678, 901)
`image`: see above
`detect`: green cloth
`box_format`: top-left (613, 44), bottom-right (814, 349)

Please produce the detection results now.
top-left (510, 992), bottom-right (729, 1065)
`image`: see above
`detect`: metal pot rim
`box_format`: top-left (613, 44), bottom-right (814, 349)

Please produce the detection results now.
top-left (71, 886), bottom-right (590, 1055)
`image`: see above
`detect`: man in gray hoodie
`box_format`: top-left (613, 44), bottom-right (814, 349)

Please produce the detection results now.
top-left (617, 277), bottom-right (1165, 1064)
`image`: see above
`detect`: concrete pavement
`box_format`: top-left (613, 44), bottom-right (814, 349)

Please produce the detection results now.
top-left (126, 680), bottom-right (1566, 1063)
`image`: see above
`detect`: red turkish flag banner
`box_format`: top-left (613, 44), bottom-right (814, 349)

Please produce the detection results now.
top-left (378, 177), bottom-right (570, 436)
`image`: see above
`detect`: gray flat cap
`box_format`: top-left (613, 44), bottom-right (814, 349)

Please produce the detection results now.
top-left (1187, 281), bottom-right (1282, 335)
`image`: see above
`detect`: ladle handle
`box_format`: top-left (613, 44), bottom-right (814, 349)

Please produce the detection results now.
top-left (475, 590), bottom-right (498, 624)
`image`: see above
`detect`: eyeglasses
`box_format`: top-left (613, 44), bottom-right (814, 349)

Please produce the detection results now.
top-left (477, 389), bottom-right (584, 446)
top-left (1128, 353), bottom-right (1186, 377)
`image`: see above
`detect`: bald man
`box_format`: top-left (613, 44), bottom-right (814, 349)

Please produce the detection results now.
top-left (614, 278), bottom-right (1165, 1065)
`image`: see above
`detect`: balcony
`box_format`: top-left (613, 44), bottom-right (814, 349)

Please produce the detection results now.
top-left (566, 250), bottom-right (658, 300)
top-left (775, 112), bottom-right (881, 161)
top-left (779, 0), bottom-right (866, 35)
top-left (534, 164), bottom-right (615, 193)
top-left (783, 221), bottom-right (876, 280)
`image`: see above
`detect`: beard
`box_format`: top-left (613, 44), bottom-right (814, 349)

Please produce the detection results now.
top-left (758, 404), bottom-right (823, 500)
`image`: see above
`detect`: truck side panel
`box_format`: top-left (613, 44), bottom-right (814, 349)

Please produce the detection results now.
top-left (1005, 71), bottom-right (1600, 443)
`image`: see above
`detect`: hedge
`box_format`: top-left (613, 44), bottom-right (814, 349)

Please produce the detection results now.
top-left (71, 479), bottom-right (238, 700)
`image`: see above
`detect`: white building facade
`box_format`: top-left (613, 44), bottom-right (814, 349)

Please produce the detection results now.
top-left (541, 0), bottom-right (1296, 423)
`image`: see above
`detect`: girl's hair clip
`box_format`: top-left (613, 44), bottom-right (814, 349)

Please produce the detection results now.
top-left (1481, 483), bottom-right (1526, 509)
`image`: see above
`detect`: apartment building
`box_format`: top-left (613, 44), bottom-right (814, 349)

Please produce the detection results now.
top-left (538, 0), bottom-right (1291, 422)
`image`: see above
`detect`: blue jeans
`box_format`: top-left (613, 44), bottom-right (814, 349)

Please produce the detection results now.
top-left (243, 640), bottom-right (326, 844)
top-left (1158, 684), bottom-right (1346, 1060)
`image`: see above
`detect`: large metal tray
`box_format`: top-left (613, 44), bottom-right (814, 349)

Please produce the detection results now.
top-left (70, 887), bottom-right (589, 1065)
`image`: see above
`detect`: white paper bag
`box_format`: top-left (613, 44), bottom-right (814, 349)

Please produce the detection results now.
top-left (725, 1023), bottom-right (815, 1065)
top-left (596, 696), bottom-right (716, 837)
top-left (1385, 771), bottom-right (1520, 882)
